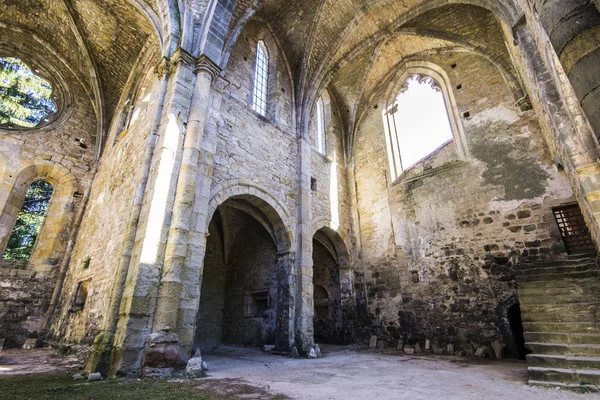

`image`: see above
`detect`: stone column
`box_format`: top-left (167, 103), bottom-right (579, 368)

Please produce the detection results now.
top-left (338, 264), bottom-right (356, 343)
top-left (295, 135), bottom-right (314, 353)
top-left (275, 251), bottom-right (296, 350)
top-left (511, 21), bottom-right (600, 245)
top-left (103, 49), bottom-right (197, 376)
top-left (147, 55), bottom-right (221, 369)
top-left (534, 0), bottom-right (600, 137)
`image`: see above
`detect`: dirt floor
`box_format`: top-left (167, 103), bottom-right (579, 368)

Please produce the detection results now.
top-left (0, 346), bottom-right (596, 399)
top-left (202, 345), bottom-right (595, 400)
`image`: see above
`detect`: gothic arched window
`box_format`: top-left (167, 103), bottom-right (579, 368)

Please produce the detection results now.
top-left (2, 180), bottom-right (53, 260)
top-left (252, 41), bottom-right (269, 116)
top-left (383, 74), bottom-right (454, 179)
top-left (316, 97), bottom-right (326, 154)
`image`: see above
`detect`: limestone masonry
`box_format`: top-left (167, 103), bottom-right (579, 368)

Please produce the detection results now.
top-left (1, 0), bottom-right (600, 391)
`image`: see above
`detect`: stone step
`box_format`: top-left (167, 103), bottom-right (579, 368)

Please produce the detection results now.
top-left (528, 380), bottom-right (599, 392)
top-left (527, 354), bottom-right (600, 369)
top-left (518, 285), bottom-right (599, 297)
top-left (519, 293), bottom-right (600, 305)
top-left (519, 256), bottom-right (596, 269)
top-left (515, 264), bottom-right (596, 276)
top-left (526, 342), bottom-right (600, 357)
top-left (520, 278), bottom-right (600, 289)
top-left (517, 270), bottom-right (600, 283)
top-left (522, 312), bottom-right (598, 323)
top-left (528, 366), bottom-right (600, 386)
top-left (524, 332), bottom-right (600, 344)
top-left (523, 322), bottom-right (599, 333)
top-left (520, 302), bottom-right (600, 314)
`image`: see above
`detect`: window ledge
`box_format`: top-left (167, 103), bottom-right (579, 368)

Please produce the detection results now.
top-left (312, 148), bottom-right (332, 162)
top-left (391, 160), bottom-right (467, 187)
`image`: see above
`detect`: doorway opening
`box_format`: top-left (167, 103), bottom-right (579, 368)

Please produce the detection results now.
top-left (312, 229), bottom-right (344, 344)
top-left (507, 303), bottom-right (529, 360)
top-left (194, 196), bottom-right (290, 352)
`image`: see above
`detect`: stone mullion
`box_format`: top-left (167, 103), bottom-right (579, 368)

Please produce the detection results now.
top-left (511, 23), bottom-right (600, 247)
top-left (107, 52), bottom-right (197, 375)
top-left (295, 135), bottom-right (314, 353)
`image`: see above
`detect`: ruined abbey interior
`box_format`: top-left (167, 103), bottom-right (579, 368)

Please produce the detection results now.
top-left (2, 0), bottom-right (600, 393)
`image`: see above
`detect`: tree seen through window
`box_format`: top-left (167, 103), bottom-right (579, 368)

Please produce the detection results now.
top-left (0, 57), bottom-right (57, 129)
top-left (3, 180), bottom-right (53, 260)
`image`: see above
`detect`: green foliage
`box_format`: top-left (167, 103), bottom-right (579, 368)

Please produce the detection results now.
top-left (0, 57), bottom-right (57, 128)
top-left (0, 372), bottom-right (289, 400)
top-left (3, 180), bottom-right (53, 260)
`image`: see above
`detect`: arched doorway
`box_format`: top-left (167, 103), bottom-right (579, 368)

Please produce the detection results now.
top-left (194, 195), bottom-right (292, 351)
top-left (312, 228), bottom-right (352, 344)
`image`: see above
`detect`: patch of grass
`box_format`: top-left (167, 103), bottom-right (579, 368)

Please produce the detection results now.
top-left (0, 373), bottom-right (287, 400)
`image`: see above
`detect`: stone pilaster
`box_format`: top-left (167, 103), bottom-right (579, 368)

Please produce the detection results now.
top-left (295, 135), bottom-right (314, 353)
top-left (105, 48), bottom-right (198, 376)
top-left (147, 54), bottom-right (222, 368)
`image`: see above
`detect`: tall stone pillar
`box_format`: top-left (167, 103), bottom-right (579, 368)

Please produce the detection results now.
top-left (275, 251), bottom-right (296, 350)
top-left (295, 135), bottom-right (314, 353)
top-left (534, 0), bottom-right (600, 137)
top-left (147, 55), bottom-right (222, 369)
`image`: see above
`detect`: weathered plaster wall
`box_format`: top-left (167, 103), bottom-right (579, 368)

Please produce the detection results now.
top-left (354, 52), bottom-right (574, 354)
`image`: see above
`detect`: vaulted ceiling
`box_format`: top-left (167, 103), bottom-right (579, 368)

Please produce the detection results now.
top-left (0, 0), bottom-right (160, 150)
top-left (244, 0), bottom-right (524, 150)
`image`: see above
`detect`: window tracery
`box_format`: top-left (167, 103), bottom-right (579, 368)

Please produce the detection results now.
top-left (383, 74), bottom-right (454, 179)
top-left (252, 41), bottom-right (269, 116)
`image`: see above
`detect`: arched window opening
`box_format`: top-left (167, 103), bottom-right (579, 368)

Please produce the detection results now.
top-left (0, 57), bottom-right (57, 129)
top-left (316, 97), bottom-right (326, 154)
top-left (2, 180), bottom-right (53, 260)
top-left (252, 41), bottom-right (269, 116)
top-left (383, 75), bottom-right (454, 180)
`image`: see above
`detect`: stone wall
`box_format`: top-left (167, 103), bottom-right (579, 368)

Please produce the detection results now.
top-left (48, 49), bottom-right (161, 344)
top-left (221, 217), bottom-right (279, 347)
top-left (309, 91), bottom-right (353, 246)
top-left (312, 239), bottom-right (342, 344)
top-left (354, 51), bottom-right (574, 354)
top-left (0, 261), bottom-right (56, 347)
top-left (195, 217), bottom-right (227, 350)
top-left (0, 39), bottom-right (96, 347)
top-left (211, 19), bottom-right (297, 219)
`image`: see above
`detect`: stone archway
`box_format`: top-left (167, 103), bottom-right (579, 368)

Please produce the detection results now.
top-left (194, 194), bottom-right (294, 353)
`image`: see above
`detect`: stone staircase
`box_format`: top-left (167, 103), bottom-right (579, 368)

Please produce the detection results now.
top-left (516, 254), bottom-right (600, 392)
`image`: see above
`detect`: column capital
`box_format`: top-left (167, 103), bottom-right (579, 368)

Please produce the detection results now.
top-left (171, 47), bottom-right (196, 69)
top-left (195, 54), bottom-right (221, 81)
